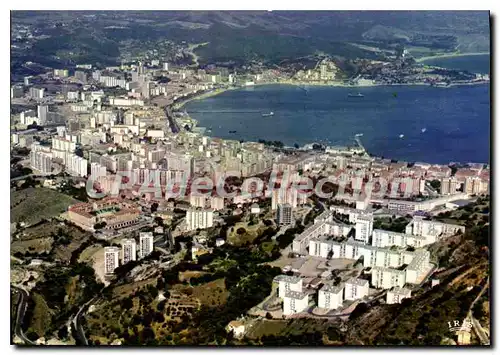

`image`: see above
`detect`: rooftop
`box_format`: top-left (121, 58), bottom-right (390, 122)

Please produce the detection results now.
top-left (346, 277), bottom-right (369, 287)
top-left (284, 290), bottom-right (308, 300)
top-left (274, 275), bottom-right (302, 284)
top-left (321, 283), bottom-right (344, 294)
top-left (390, 287), bottom-right (412, 296)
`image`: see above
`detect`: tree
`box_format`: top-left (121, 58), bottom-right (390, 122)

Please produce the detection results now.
top-left (122, 297), bottom-right (133, 310)
top-left (94, 221), bottom-right (107, 230)
top-left (349, 302), bottom-right (368, 321)
top-left (429, 180), bottom-right (441, 191)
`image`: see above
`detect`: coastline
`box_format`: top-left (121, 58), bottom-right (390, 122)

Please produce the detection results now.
top-left (166, 80), bottom-right (489, 166)
top-left (173, 78), bottom-right (489, 111)
top-left (415, 51), bottom-right (490, 63)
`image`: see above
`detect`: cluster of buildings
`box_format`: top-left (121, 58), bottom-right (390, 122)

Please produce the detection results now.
top-left (270, 205), bottom-right (465, 316)
top-left (12, 60), bottom-right (488, 219)
top-left (11, 61), bottom-right (485, 289)
top-left (274, 274), bottom-right (372, 316)
top-left (104, 232), bottom-right (154, 274)
top-left (67, 197), bottom-right (141, 232)
top-left (293, 59), bottom-right (339, 82)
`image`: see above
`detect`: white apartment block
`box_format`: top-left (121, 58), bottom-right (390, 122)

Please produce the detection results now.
top-left (440, 177), bottom-right (459, 195)
top-left (330, 206), bottom-right (373, 224)
top-left (372, 229), bottom-right (428, 248)
top-left (52, 137), bottom-right (76, 153)
top-left (67, 91), bottom-right (79, 101)
top-left (386, 287), bottom-right (412, 304)
top-left (293, 219), bottom-right (352, 254)
top-left (99, 76), bottom-right (127, 88)
top-left (90, 162), bottom-right (107, 178)
top-left (405, 250), bottom-right (430, 284)
top-left (37, 105), bottom-right (49, 125)
top-left (271, 187), bottom-right (298, 210)
top-left (371, 267), bottom-right (406, 289)
top-left (465, 176), bottom-right (488, 195)
top-left (190, 194), bottom-right (208, 208)
top-left (139, 232), bottom-right (154, 258)
top-left (309, 234), bottom-right (421, 269)
top-left (210, 197), bottom-right (225, 211)
top-left (277, 203), bottom-right (293, 225)
top-left (65, 153), bottom-right (88, 177)
top-left (309, 237), bottom-right (339, 259)
top-left (20, 110), bottom-right (37, 125)
top-left (53, 69), bottom-right (69, 77)
top-left (318, 283), bottom-right (344, 310)
top-left (355, 214), bottom-right (373, 244)
top-left (274, 275), bottom-right (303, 299)
top-left (387, 193), bottom-right (470, 215)
top-left (186, 208), bottom-right (214, 231)
top-left (344, 278), bottom-right (369, 301)
top-left (283, 291), bottom-right (309, 316)
top-left (405, 216), bottom-right (465, 244)
top-left (30, 150), bottom-right (52, 174)
top-left (29, 87), bottom-right (45, 99)
top-left (11, 86), bottom-right (23, 98)
top-left (109, 97), bottom-right (144, 107)
top-left (104, 246), bottom-right (120, 274)
top-left (122, 238), bottom-right (137, 264)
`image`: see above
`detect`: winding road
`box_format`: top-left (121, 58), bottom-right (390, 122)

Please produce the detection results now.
top-left (468, 277), bottom-right (490, 345)
top-left (11, 286), bottom-right (37, 346)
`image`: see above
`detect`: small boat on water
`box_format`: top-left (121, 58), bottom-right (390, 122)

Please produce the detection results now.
top-left (399, 134), bottom-right (405, 139)
top-left (348, 93), bottom-right (364, 98)
top-left (229, 130), bottom-right (237, 134)
top-left (262, 112), bottom-right (274, 117)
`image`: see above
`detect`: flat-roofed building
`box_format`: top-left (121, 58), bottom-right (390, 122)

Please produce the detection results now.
top-left (139, 232), bottom-right (154, 259)
top-left (210, 197), bottom-right (225, 211)
top-left (371, 267), bottom-right (406, 289)
top-left (344, 277), bottom-right (369, 300)
top-left (355, 214), bottom-right (373, 244)
top-left (283, 290), bottom-right (309, 316)
top-left (405, 250), bottom-right (430, 284)
top-left (277, 203), bottom-right (293, 226)
top-left (67, 198), bottom-right (141, 231)
top-left (405, 216), bottom-right (465, 244)
top-left (186, 208), bottom-right (214, 231)
top-left (122, 238), bottom-right (137, 264)
top-left (372, 229), bottom-right (428, 248)
top-left (274, 275), bottom-right (303, 299)
top-left (440, 177), bottom-right (459, 195)
top-left (387, 287), bottom-right (411, 304)
top-left (318, 283), bottom-right (344, 310)
top-left (104, 246), bottom-right (120, 274)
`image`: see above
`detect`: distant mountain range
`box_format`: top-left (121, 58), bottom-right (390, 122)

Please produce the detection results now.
top-left (11, 11), bottom-right (490, 70)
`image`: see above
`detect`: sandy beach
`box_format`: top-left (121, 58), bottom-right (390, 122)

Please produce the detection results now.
top-left (415, 51), bottom-right (490, 63)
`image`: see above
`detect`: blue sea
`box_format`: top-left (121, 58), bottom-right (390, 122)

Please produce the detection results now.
top-left (421, 54), bottom-right (490, 74)
top-left (185, 59), bottom-right (490, 165)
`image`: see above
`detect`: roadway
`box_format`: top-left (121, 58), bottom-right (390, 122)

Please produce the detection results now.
top-left (11, 286), bottom-right (37, 346)
top-left (468, 277), bottom-right (490, 345)
top-left (165, 107), bottom-right (180, 134)
top-left (71, 295), bottom-right (100, 346)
